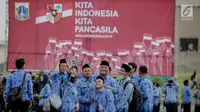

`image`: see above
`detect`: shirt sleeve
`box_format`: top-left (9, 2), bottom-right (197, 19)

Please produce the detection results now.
top-left (27, 74), bottom-right (33, 101)
top-left (90, 101), bottom-right (97, 112)
top-left (140, 81), bottom-right (152, 99)
top-left (187, 88), bottom-right (192, 96)
top-left (75, 82), bottom-right (89, 104)
top-left (3, 75), bottom-right (12, 102)
top-left (153, 89), bottom-right (159, 97)
top-left (116, 83), bottom-right (134, 110)
top-left (172, 82), bottom-right (179, 90)
top-left (105, 91), bottom-right (116, 112)
top-left (41, 84), bottom-right (51, 98)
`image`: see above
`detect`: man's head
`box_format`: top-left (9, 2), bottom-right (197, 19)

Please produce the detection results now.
top-left (59, 59), bottom-right (69, 73)
top-left (16, 58), bottom-right (25, 69)
top-left (153, 82), bottom-right (159, 88)
top-left (139, 65), bottom-right (148, 78)
top-left (99, 60), bottom-right (110, 76)
top-left (119, 63), bottom-right (131, 78)
top-left (95, 76), bottom-right (104, 89)
top-left (183, 80), bottom-right (189, 86)
top-left (82, 64), bottom-right (92, 78)
top-left (128, 62), bottom-right (137, 76)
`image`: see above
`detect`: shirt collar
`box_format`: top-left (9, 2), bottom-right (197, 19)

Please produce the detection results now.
top-left (99, 74), bottom-right (108, 80)
top-left (95, 88), bottom-right (105, 93)
top-left (82, 77), bottom-right (91, 82)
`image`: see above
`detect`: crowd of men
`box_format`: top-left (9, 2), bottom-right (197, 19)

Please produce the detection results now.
top-left (0, 58), bottom-right (200, 112)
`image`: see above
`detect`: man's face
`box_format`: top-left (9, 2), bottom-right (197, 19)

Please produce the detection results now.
top-left (119, 68), bottom-right (128, 78)
top-left (95, 79), bottom-right (104, 89)
top-left (82, 68), bottom-right (92, 78)
top-left (99, 65), bottom-right (109, 76)
top-left (59, 63), bottom-right (68, 73)
top-left (128, 65), bottom-right (134, 75)
top-left (139, 70), bottom-right (143, 78)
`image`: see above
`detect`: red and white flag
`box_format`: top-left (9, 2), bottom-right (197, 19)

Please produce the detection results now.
top-left (156, 37), bottom-right (165, 43)
top-left (59, 40), bottom-right (67, 46)
top-left (171, 43), bottom-right (175, 48)
top-left (139, 48), bottom-right (146, 53)
top-left (134, 42), bottom-right (143, 49)
top-left (96, 50), bottom-right (106, 57)
top-left (87, 51), bottom-right (94, 57)
top-left (164, 37), bottom-right (172, 42)
top-left (93, 57), bottom-right (100, 61)
top-left (71, 45), bottom-right (79, 51)
top-left (111, 57), bottom-right (118, 62)
top-left (106, 52), bottom-right (113, 57)
top-left (74, 39), bottom-right (83, 46)
top-left (153, 51), bottom-right (159, 55)
top-left (74, 52), bottom-right (80, 57)
top-left (55, 43), bottom-right (62, 48)
top-left (118, 49), bottom-right (128, 56)
top-left (151, 39), bottom-right (160, 46)
top-left (81, 49), bottom-right (88, 55)
top-left (36, 3), bottom-right (73, 24)
top-left (49, 37), bottom-right (57, 43)
top-left (66, 40), bottom-right (72, 45)
top-left (143, 33), bottom-right (152, 40)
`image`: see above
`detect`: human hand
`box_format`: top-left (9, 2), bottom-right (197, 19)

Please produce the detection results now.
top-left (89, 98), bottom-right (94, 103)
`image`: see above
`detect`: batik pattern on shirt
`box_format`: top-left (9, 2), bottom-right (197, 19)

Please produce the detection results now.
top-left (163, 82), bottom-right (179, 104)
top-left (50, 71), bottom-right (69, 98)
top-left (130, 73), bottom-right (140, 88)
top-left (182, 86), bottom-right (192, 104)
top-left (76, 78), bottom-right (95, 104)
top-left (114, 77), bottom-right (133, 111)
top-left (153, 88), bottom-right (160, 106)
top-left (4, 70), bottom-right (33, 102)
top-left (39, 83), bottom-right (51, 106)
top-left (139, 76), bottom-right (153, 112)
top-left (91, 74), bottom-right (116, 91)
top-left (62, 83), bottom-right (79, 112)
top-left (90, 88), bottom-right (116, 112)
top-left (193, 90), bottom-right (200, 106)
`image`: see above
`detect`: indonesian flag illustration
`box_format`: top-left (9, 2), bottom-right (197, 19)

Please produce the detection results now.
top-left (156, 37), bottom-right (166, 53)
top-left (74, 39), bottom-right (83, 46)
top-left (143, 33), bottom-right (152, 51)
top-left (36, 3), bottom-right (73, 24)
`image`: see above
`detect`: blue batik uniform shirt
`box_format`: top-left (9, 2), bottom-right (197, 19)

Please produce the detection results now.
top-left (139, 76), bottom-right (153, 112)
top-left (153, 87), bottom-right (160, 106)
top-left (115, 77), bottom-right (133, 111)
top-left (4, 70), bottom-right (33, 102)
top-left (38, 83), bottom-right (51, 106)
top-left (50, 69), bottom-right (70, 98)
top-left (90, 88), bottom-right (116, 112)
top-left (182, 86), bottom-right (192, 104)
top-left (75, 77), bottom-right (95, 107)
top-left (61, 82), bottom-right (79, 112)
top-left (163, 81), bottom-right (179, 104)
top-left (130, 73), bottom-right (140, 88)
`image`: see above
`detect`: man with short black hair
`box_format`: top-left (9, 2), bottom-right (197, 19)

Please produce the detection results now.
top-left (90, 76), bottom-right (116, 112)
top-left (138, 65), bottom-right (153, 112)
top-left (76, 64), bottom-right (94, 112)
top-left (115, 63), bottom-right (134, 112)
top-left (91, 61), bottom-right (116, 92)
top-left (182, 80), bottom-right (191, 112)
top-left (128, 62), bottom-right (140, 88)
top-left (4, 58), bottom-right (33, 112)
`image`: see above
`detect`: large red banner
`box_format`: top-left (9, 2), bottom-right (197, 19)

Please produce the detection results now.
top-left (8, 0), bottom-right (175, 76)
